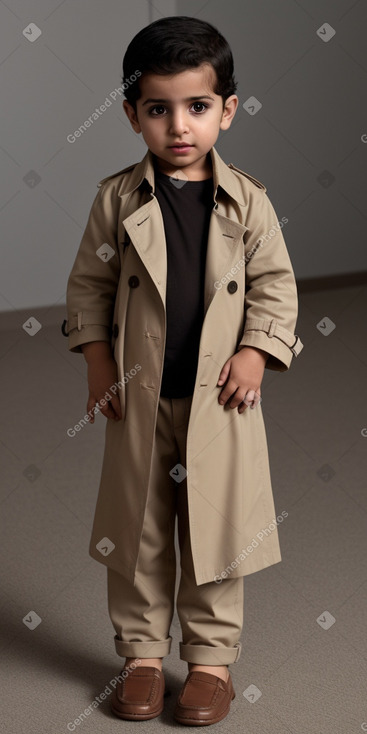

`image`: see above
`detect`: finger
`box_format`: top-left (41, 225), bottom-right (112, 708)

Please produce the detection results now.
top-left (238, 401), bottom-right (248, 414)
top-left (219, 381), bottom-right (239, 405)
top-left (87, 397), bottom-right (96, 424)
top-left (100, 395), bottom-right (122, 420)
top-left (98, 401), bottom-right (115, 420)
top-left (217, 360), bottom-right (230, 386)
top-left (99, 397), bottom-right (122, 421)
top-left (238, 389), bottom-right (258, 413)
top-left (239, 389), bottom-right (262, 410)
top-left (250, 390), bottom-right (262, 409)
top-left (87, 407), bottom-right (97, 424)
top-left (243, 389), bottom-right (256, 407)
top-left (227, 387), bottom-right (246, 409)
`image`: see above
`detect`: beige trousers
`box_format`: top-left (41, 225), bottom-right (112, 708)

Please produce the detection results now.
top-left (107, 394), bottom-right (244, 665)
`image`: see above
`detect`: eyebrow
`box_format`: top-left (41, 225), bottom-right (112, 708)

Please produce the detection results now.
top-left (142, 96), bottom-right (214, 106)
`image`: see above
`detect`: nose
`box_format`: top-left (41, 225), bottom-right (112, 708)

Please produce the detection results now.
top-left (169, 109), bottom-right (189, 136)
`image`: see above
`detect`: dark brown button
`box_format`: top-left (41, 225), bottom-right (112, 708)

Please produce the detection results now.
top-left (113, 324), bottom-right (119, 338)
top-left (128, 275), bottom-right (139, 288)
top-left (227, 280), bottom-right (238, 294)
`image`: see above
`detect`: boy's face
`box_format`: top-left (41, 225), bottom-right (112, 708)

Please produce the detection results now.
top-left (123, 64), bottom-right (238, 179)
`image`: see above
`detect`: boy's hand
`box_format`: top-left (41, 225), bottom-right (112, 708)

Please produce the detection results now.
top-left (217, 346), bottom-right (268, 413)
top-left (82, 342), bottom-right (122, 423)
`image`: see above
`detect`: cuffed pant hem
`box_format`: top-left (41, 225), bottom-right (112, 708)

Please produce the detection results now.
top-left (114, 634), bottom-right (172, 658)
top-left (179, 641), bottom-right (242, 665)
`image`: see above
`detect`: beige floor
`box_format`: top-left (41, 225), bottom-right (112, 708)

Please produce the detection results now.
top-left (1, 284), bottom-right (367, 733)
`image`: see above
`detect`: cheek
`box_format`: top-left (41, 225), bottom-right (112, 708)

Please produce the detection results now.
top-left (137, 122), bottom-right (154, 141)
top-left (142, 119), bottom-right (164, 136)
top-left (197, 110), bottom-right (222, 128)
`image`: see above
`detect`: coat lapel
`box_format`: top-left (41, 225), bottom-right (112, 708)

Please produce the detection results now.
top-left (122, 197), bottom-right (168, 308)
top-left (204, 209), bottom-right (248, 315)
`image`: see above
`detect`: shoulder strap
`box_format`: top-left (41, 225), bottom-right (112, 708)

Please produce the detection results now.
top-left (97, 163), bottom-right (137, 188)
top-left (227, 163), bottom-right (267, 192)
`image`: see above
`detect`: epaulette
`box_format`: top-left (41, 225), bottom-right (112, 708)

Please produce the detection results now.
top-left (227, 163), bottom-right (267, 192)
top-left (97, 163), bottom-right (137, 188)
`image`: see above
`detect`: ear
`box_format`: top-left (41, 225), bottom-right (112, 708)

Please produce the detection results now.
top-left (123, 100), bottom-right (142, 133)
top-left (220, 95), bottom-right (238, 131)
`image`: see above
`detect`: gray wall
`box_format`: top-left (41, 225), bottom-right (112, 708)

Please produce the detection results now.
top-left (0, 0), bottom-right (176, 314)
top-left (178, 0), bottom-right (367, 280)
top-left (1, 0), bottom-right (366, 313)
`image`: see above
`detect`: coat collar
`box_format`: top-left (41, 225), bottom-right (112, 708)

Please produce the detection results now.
top-left (106, 147), bottom-right (250, 206)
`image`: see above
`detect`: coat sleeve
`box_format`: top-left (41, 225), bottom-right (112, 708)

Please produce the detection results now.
top-left (237, 188), bottom-right (304, 371)
top-left (63, 182), bottom-right (121, 353)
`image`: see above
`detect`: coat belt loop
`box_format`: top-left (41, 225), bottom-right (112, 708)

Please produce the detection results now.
top-left (77, 312), bottom-right (82, 331)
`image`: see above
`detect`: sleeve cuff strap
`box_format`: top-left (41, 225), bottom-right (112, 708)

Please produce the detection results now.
top-left (242, 318), bottom-right (304, 357)
top-left (62, 311), bottom-right (112, 335)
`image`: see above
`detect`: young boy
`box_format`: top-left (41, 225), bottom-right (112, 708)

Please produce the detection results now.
top-left (63, 16), bottom-right (303, 726)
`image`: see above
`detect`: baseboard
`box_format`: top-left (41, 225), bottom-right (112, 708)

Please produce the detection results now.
top-left (1, 271), bottom-right (366, 330)
top-left (297, 271), bottom-right (367, 292)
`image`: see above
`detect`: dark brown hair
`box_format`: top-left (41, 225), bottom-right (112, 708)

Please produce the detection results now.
top-left (122, 16), bottom-right (237, 109)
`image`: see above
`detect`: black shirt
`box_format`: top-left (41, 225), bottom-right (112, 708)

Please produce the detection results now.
top-left (154, 164), bottom-right (214, 398)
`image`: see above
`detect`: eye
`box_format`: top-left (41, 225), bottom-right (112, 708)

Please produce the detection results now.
top-left (148, 105), bottom-right (167, 116)
top-left (190, 102), bottom-right (208, 113)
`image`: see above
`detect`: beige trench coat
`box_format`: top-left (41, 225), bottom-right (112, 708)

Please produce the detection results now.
top-left (64, 146), bottom-right (303, 586)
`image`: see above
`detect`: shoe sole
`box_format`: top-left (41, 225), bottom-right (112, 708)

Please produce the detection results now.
top-left (174, 706), bottom-right (231, 726)
top-left (174, 689), bottom-right (235, 726)
top-left (111, 702), bottom-right (164, 720)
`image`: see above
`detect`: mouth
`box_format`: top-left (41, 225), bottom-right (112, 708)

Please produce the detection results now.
top-left (168, 143), bottom-right (194, 153)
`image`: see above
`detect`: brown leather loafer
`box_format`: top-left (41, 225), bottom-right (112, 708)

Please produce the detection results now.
top-left (111, 666), bottom-right (165, 720)
top-left (174, 670), bottom-right (235, 726)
